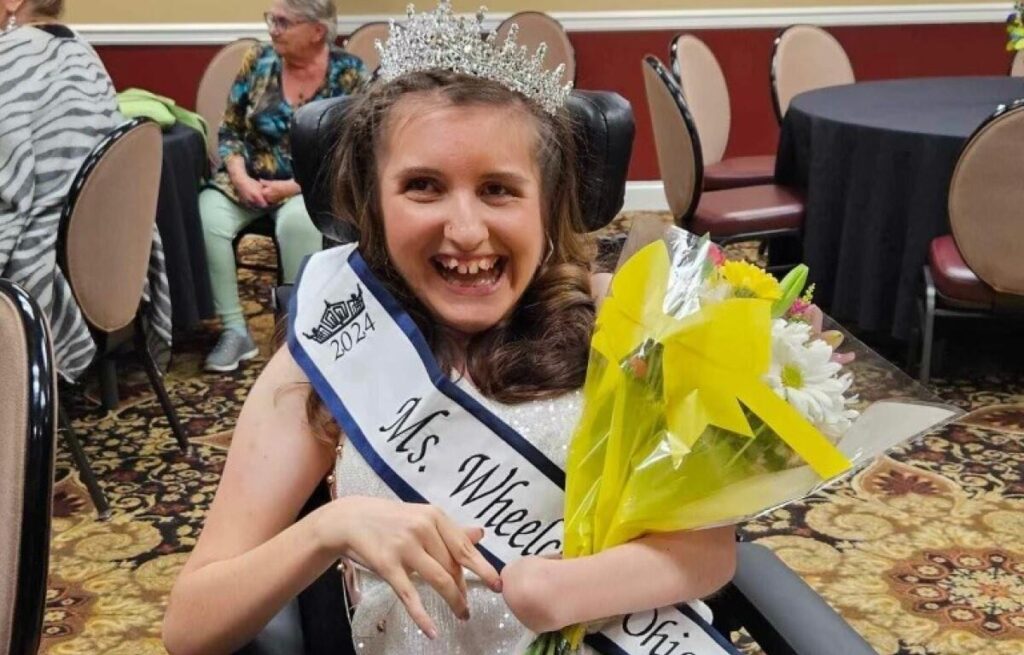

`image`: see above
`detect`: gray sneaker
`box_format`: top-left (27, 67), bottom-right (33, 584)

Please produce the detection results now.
top-left (204, 330), bottom-right (259, 372)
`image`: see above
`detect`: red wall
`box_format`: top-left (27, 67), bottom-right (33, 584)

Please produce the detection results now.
top-left (96, 22), bottom-right (1010, 181)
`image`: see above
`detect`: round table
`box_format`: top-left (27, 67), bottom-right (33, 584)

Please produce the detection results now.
top-left (156, 124), bottom-right (214, 331)
top-left (775, 76), bottom-right (1024, 340)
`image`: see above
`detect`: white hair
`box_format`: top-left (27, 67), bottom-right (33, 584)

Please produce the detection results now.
top-left (285, 0), bottom-right (338, 42)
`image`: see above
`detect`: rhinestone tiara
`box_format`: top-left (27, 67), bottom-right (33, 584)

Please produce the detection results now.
top-left (374, 1), bottom-right (573, 114)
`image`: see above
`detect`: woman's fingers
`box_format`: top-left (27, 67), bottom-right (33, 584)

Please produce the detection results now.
top-left (243, 190), bottom-right (266, 208)
top-left (436, 515), bottom-right (502, 592)
top-left (464, 526), bottom-right (484, 543)
top-left (376, 564), bottom-right (438, 639)
top-left (238, 180), bottom-right (267, 207)
top-left (419, 526), bottom-right (467, 598)
top-left (251, 187), bottom-right (270, 207)
top-left (409, 551), bottom-right (470, 621)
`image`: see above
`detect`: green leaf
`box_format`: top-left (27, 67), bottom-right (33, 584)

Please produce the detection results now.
top-left (770, 264), bottom-right (809, 318)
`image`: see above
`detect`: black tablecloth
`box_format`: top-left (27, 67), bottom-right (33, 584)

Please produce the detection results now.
top-left (776, 76), bottom-right (1024, 340)
top-left (157, 124), bottom-right (213, 331)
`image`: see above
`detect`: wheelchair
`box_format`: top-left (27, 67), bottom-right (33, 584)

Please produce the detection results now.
top-left (242, 92), bottom-right (874, 655)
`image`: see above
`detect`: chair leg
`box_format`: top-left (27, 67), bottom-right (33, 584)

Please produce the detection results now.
top-left (932, 337), bottom-right (948, 378)
top-left (133, 321), bottom-right (191, 454)
top-left (98, 357), bottom-right (120, 410)
top-left (906, 315), bottom-right (920, 373)
top-left (919, 273), bottom-right (937, 385)
top-left (58, 404), bottom-right (111, 520)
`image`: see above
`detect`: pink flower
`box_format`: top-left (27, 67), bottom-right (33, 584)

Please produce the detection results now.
top-left (787, 298), bottom-right (811, 318)
top-left (804, 304), bottom-right (824, 333)
top-left (708, 243), bottom-right (726, 267)
top-left (829, 348), bottom-right (856, 366)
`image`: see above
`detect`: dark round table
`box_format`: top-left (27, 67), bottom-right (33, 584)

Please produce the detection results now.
top-left (775, 76), bottom-right (1024, 340)
top-left (157, 124), bottom-right (214, 331)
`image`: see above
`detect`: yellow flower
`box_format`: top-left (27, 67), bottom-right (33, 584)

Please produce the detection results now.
top-left (720, 260), bottom-right (783, 300)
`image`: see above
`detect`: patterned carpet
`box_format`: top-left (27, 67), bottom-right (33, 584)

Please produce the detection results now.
top-left (41, 219), bottom-right (1024, 655)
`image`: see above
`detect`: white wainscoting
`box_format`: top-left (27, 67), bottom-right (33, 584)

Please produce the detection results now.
top-left (623, 181), bottom-right (671, 213)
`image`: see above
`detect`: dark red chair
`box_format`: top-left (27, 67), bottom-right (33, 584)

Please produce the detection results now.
top-left (670, 34), bottom-right (775, 191)
top-left (57, 119), bottom-right (192, 519)
top-left (913, 100), bottom-right (1024, 383)
top-left (643, 55), bottom-right (804, 268)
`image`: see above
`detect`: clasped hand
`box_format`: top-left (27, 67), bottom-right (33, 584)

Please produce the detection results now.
top-left (232, 173), bottom-right (298, 208)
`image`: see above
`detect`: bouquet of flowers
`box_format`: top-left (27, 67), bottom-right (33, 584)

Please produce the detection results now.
top-left (1008, 1), bottom-right (1024, 50)
top-left (524, 226), bottom-right (950, 654)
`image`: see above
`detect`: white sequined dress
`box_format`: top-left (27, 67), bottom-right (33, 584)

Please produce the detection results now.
top-left (333, 379), bottom-right (599, 655)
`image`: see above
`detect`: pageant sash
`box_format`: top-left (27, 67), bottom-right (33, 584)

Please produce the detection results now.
top-left (287, 245), bottom-right (740, 655)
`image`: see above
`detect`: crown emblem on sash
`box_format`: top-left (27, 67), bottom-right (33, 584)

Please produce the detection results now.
top-left (303, 285), bottom-right (367, 344)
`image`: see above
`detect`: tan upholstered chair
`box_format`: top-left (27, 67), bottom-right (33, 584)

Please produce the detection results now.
top-left (57, 119), bottom-right (191, 517)
top-left (495, 11), bottom-right (575, 84)
top-left (196, 38), bottom-right (260, 166)
top-left (770, 25), bottom-right (854, 122)
top-left (344, 21), bottom-right (389, 74)
top-left (914, 100), bottom-right (1024, 383)
top-left (670, 34), bottom-right (775, 191)
top-left (0, 279), bottom-right (56, 655)
top-left (643, 55), bottom-right (804, 267)
top-left (1011, 49), bottom-right (1024, 77)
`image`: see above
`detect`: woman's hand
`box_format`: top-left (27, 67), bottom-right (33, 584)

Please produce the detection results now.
top-left (501, 555), bottom-right (562, 634)
top-left (314, 496), bottom-right (502, 638)
top-left (233, 173), bottom-right (269, 208)
top-left (225, 156), bottom-right (268, 208)
top-left (260, 179), bottom-right (301, 205)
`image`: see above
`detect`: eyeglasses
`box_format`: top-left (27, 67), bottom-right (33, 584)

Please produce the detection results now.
top-left (263, 12), bottom-right (312, 32)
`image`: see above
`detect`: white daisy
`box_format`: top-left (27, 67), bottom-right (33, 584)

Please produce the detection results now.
top-left (764, 318), bottom-right (859, 439)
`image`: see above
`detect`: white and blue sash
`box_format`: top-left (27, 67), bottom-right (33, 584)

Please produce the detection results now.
top-left (288, 245), bottom-right (740, 655)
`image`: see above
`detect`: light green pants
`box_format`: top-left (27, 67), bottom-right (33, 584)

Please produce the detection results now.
top-left (200, 189), bottom-right (322, 332)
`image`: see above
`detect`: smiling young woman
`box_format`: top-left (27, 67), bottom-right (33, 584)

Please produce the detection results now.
top-left (163, 12), bottom-right (735, 655)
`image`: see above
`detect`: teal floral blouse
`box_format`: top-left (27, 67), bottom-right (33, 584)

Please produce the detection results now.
top-left (210, 42), bottom-right (365, 203)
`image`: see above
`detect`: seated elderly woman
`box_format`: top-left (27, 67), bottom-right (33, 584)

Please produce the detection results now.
top-left (0, 0), bottom-right (171, 381)
top-left (200, 0), bottom-right (365, 372)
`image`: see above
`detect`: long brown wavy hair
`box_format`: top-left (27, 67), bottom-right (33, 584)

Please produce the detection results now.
top-left (299, 70), bottom-right (596, 446)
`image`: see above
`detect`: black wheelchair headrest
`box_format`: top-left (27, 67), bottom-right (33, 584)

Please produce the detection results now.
top-left (291, 89), bottom-right (634, 243)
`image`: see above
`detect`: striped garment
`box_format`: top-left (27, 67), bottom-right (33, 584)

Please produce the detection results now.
top-left (0, 24), bottom-right (172, 381)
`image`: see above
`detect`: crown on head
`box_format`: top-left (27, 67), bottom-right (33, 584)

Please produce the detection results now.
top-left (374, 1), bottom-right (573, 114)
